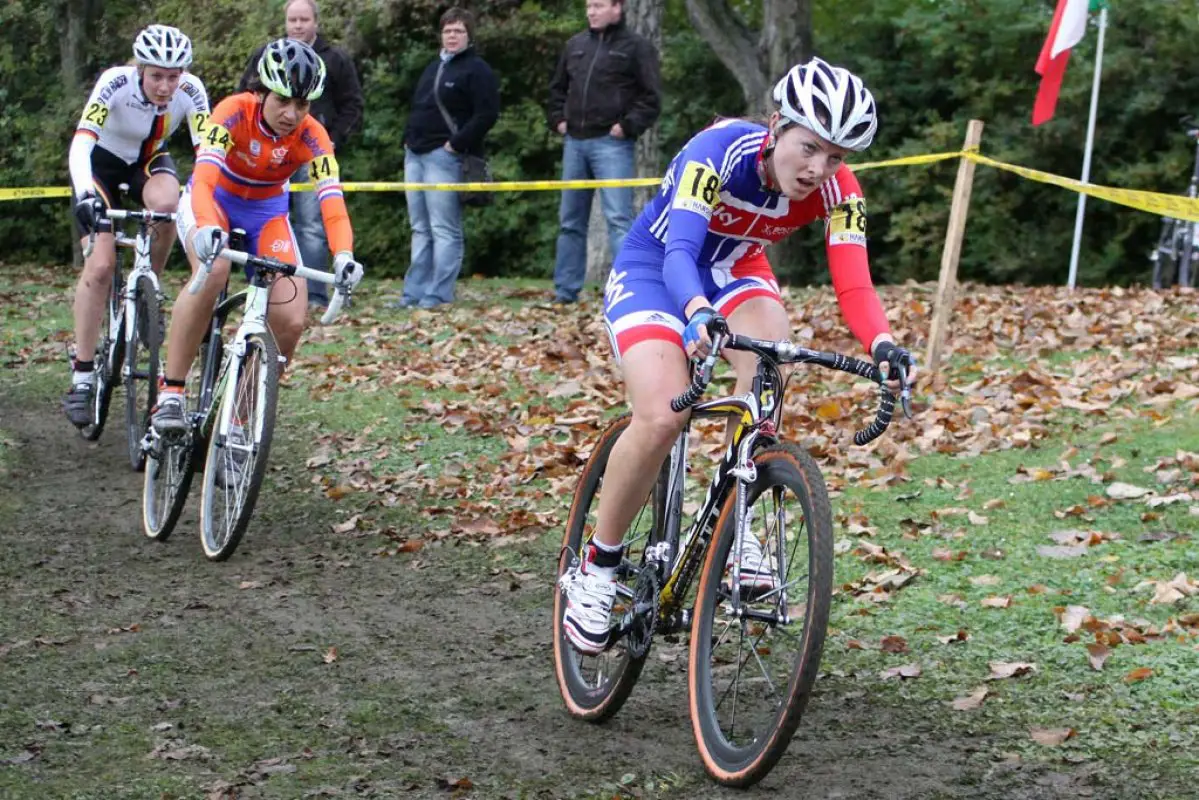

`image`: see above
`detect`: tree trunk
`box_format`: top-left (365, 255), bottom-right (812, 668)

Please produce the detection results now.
top-left (685, 0), bottom-right (811, 114)
top-left (586, 0), bottom-right (663, 288)
top-left (686, 0), bottom-right (812, 277)
top-left (60, 0), bottom-right (98, 96)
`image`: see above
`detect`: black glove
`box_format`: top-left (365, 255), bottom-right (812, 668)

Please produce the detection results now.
top-left (872, 340), bottom-right (914, 385)
top-left (74, 193), bottom-right (102, 235)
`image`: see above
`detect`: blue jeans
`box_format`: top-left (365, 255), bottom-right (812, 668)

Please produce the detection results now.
top-left (290, 162), bottom-right (329, 304)
top-left (553, 134), bottom-right (636, 302)
top-left (403, 146), bottom-right (464, 306)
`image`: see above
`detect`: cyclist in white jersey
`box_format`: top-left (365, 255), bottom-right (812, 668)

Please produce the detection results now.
top-left (63, 24), bottom-right (210, 429)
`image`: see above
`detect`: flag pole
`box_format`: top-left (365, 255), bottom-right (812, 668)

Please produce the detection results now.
top-left (1066, 3), bottom-right (1108, 290)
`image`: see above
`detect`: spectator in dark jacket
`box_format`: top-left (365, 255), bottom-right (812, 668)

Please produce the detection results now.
top-left (546, 0), bottom-right (660, 304)
top-left (238, 0), bottom-right (363, 308)
top-left (396, 8), bottom-right (500, 309)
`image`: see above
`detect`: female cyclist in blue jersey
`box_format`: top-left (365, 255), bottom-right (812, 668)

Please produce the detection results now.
top-left (561, 57), bottom-right (918, 655)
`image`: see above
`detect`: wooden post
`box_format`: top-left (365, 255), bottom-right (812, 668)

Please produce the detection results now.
top-left (925, 119), bottom-right (984, 375)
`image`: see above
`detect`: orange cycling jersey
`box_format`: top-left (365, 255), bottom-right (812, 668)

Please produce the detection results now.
top-left (192, 92), bottom-right (352, 254)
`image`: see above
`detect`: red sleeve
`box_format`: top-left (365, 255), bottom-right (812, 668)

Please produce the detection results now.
top-left (823, 166), bottom-right (890, 354)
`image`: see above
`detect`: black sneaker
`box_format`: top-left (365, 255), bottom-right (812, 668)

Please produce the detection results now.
top-left (63, 381), bottom-right (94, 428)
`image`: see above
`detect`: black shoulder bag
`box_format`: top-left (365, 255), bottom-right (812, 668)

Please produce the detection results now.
top-left (433, 60), bottom-right (494, 208)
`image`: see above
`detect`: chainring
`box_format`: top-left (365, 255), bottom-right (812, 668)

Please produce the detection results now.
top-left (624, 566), bottom-right (660, 660)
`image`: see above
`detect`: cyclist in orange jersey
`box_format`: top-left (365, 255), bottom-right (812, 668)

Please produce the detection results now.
top-left (153, 38), bottom-right (363, 436)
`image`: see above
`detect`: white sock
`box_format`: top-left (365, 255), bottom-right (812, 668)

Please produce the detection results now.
top-left (72, 370), bottom-right (94, 386)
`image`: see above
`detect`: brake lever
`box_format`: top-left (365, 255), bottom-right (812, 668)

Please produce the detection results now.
top-left (897, 363), bottom-right (914, 420)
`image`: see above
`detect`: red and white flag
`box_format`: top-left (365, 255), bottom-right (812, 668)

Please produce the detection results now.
top-left (1032, 0), bottom-right (1090, 125)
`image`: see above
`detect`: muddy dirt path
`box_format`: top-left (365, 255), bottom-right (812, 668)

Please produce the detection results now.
top-left (0, 386), bottom-right (1127, 799)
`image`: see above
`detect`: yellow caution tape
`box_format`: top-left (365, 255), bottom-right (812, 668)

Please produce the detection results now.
top-left (4, 149), bottom-right (1198, 223)
top-left (963, 152), bottom-right (1199, 223)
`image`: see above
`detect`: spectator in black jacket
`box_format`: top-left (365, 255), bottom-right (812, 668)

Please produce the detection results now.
top-left (396, 8), bottom-right (500, 309)
top-left (237, 0), bottom-right (363, 309)
top-left (547, 0), bottom-right (660, 304)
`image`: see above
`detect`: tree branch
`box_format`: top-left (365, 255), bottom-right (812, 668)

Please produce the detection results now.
top-left (685, 0), bottom-right (766, 111)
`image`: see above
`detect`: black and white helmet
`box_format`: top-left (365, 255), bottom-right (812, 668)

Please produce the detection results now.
top-left (133, 24), bottom-right (193, 69)
top-left (772, 57), bottom-right (877, 151)
top-left (257, 38), bottom-right (326, 101)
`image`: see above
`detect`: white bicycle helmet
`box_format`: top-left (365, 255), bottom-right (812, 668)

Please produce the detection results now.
top-left (257, 38), bottom-right (326, 101)
top-left (133, 24), bottom-right (193, 69)
top-left (772, 57), bottom-right (877, 152)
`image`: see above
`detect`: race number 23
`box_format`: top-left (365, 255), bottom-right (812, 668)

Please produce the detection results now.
top-left (828, 198), bottom-right (867, 246)
top-left (83, 103), bottom-right (109, 128)
top-left (673, 161), bottom-right (721, 216)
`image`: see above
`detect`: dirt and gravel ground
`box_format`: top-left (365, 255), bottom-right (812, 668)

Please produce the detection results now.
top-left (0, 378), bottom-right (1158, 800)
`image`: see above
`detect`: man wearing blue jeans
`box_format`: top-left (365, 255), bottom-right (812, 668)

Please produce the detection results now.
top-left (547, 0), bottom-right (661, 304)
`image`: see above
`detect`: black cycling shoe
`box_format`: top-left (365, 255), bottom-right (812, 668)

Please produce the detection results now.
top-left (63, 381), bottom-right (95, 428)
top-left (150, 393), bottom-right (188, 435)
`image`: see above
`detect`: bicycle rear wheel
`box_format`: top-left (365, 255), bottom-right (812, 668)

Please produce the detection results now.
top-left (552, 414), bottom-right (668, 722)
top-left (80, 271), bottom-right (125, 442)
top-left (199, 329), bottom-right (280, 561)
top-left (688, 443), bottom-right (833, 788)
top-left (124, 275), bottom-right (161, 471)
top-left (142, 328), bottom-right (220, 542)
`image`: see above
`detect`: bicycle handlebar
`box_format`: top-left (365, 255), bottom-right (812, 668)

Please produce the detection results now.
top-left (669, 333), bottom-right (910, 446)
top-left (188, 247), bottom-right (355, 325)
top-left (82, 208), bottom-right (175, 258)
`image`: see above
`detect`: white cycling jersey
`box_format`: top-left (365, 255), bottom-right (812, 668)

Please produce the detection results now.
top-left (68, 65), bottom-right (210, 199)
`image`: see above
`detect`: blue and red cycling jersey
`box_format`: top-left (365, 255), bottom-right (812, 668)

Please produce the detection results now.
top-left (604, 118), bottom-right (890, 358)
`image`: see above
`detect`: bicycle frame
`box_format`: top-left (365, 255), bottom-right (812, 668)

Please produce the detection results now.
top-left (200, 279), bottom-right (273, 452)
top-left (110, 213), bottom-right (166, 383)
top-left (654, 366), bottom-right (782, 618)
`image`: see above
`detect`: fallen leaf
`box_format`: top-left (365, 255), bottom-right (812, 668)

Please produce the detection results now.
top-left (1058, 605), bottom-right (1090, 633)
top-left (952, 686), bottom-right (989, 711)
top-left (1105, 482), bottom-right (1154, 500)
top-left (323, 647), bottom-right (338, 664)
top-left (1037, 544), bottom-right (1089, 559)
top-left (937, 630), bottom-right (970, 645)
top-left (987, 661), bottom-right (1036, 681)
top-left (1124, 667), bottom-right (1154, 684)
top-left (982, 498), bottom-right (1006, 510)
top-left (1086, 643), bottom-right (1110, 671)
top-left (1030, 727), bottom-right (1075, 746)
top-left (968, 511), bottom-right (989, 526)
top-left (880, 635), bottom-right (908, 654)
top-left (238, 581), bottom-right (263, 590)
top-left (969, 575), bottom-right (1001, 587)
top-left (937, 593), bottom-right (967, 609)
top-left (982, 596), bottom-right (1012, 608)
top-left (880, 662), bottom-right (922, 680)
top-left (331, 515), bottom-right (361, 534)
top-left (437, 776), bottom-right (475, 791)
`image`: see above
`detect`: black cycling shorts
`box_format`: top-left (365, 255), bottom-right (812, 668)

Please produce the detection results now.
top-left (72, 146), bottom-right (177, 236)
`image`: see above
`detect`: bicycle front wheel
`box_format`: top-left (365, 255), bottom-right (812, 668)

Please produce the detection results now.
top-left (124, 275), bottom-right (161, 470)
top-left (688, 443), bottom-right (833, 788)
top-left (80, 272), bottom-right (125, 442)
top-left (552, 414), bottom-right (667, 722)
top-left (199, 329), bottom-right (280, 561)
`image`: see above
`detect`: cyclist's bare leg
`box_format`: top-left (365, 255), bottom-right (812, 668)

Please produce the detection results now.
top-left (592, 338), bottom-right (692, 549)
top-left (72, 234), bottom-right (118, 361)
top-left (722, 295), bottom-right (791, 441)
top-left (141, 173), bottom-right (181, 274)
top-left (266, 276), bottom-right (308, 365)
top-left (163, 239), bottom-right (231, 384)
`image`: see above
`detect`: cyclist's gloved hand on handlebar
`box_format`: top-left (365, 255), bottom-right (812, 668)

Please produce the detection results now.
top-left (333, 251), bottom-right (364, 291)
top-left (872, 339), bottom-right (917, 394)
top-left (74, 192), bottom-right (102, 236)
top-left (683, 307), bottom-right (726, 360)
top-left (192, 225), bottom-right (227, 264)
